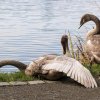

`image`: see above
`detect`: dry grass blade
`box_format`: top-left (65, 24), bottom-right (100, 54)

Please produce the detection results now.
top-left (68, 31), bottom-right (75, 58)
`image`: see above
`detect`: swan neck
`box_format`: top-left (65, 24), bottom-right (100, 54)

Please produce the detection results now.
top-left (91, 16), bottom-right (100, 34)
top-left (61, 35), bottom-right (70, 56)
top-left (62, 40), bottom-right (70, 56)
top-left (0, 60), bottom-right (27, 71)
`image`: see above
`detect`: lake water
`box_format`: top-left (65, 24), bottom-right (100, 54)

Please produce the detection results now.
top-left (0, 0), bottom-right (100, 72)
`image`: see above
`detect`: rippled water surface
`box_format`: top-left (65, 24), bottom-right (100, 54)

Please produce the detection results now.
top-left (0, 0), bottom-right (100, 72)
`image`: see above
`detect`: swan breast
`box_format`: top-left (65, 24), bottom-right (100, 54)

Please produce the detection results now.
top-left (86, 35), bottom-right (100, 63)
top-left (86, 36), bottom-right (100, 52)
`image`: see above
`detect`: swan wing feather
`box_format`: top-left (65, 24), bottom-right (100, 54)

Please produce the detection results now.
top-left (42, 56), bottom-right (97, 88)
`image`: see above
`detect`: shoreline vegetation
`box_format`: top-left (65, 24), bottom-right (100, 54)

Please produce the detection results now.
top-left (0, 64), bottom-right (99, 82)
top-left (67, 32), bottom-right (100, 75)
top-left (0, 32), bottom-right (100, 82)
top-left (0, 72), bottom-right (37, 82)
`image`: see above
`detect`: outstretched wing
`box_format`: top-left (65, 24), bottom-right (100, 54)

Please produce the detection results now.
top-left (42, 56), bottom-right (97, 88)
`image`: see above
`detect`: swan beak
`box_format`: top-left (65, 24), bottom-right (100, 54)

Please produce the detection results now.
top-left (78, 24), bottom-right (82, 29)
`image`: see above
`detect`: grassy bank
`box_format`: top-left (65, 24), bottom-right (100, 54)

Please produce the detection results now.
top-left (0, 72), bottom-right (36, 82)
top-left (0, 64), bottom-right (99, 82)
top-left (85, 64), bottom-right (100, 76)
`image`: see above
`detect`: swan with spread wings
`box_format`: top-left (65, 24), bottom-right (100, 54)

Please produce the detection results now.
top-left (25, 35), bottom-right (97, 88)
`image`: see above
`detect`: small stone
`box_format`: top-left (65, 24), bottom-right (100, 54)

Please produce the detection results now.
top-left (0, 82), bottom-right (9, 86)
top-left (9, 81), bottom-right (27, 85)
top-left (28, 80), bottom-right (45, 85)
top-left (44, 80), bottom-right (56, 83)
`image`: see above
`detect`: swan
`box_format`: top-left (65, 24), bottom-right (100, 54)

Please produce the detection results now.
top-left (25, 35), bottom-right (97, 88)
top-left (25, 35), bottom-right (69, 80)
top-left (79, 14), bottom-right (100, 64)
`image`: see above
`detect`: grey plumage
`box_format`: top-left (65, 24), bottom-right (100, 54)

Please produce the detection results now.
top-left (79, 14), bottom-right (100, 64)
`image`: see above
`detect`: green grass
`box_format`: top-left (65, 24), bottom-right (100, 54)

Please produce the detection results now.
top-left (0, 71), bottom-right (37, 82)
top-left (83, 63), bottom-right (100, 76)
top-left (92, 64), bottom-right (100, 76)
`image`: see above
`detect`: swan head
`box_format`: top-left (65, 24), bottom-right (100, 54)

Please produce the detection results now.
top-left (25, 57), bottom-right (46, 76)
top-left (25, 61), bottom-right (40, 76)
top-left (61, 35), bottom-right (68, 54)
top-left (79, 14), bottom-right (95, 29)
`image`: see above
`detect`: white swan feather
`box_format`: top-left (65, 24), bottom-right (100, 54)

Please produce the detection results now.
top-left (42, 55), bottom-right (97, 88)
